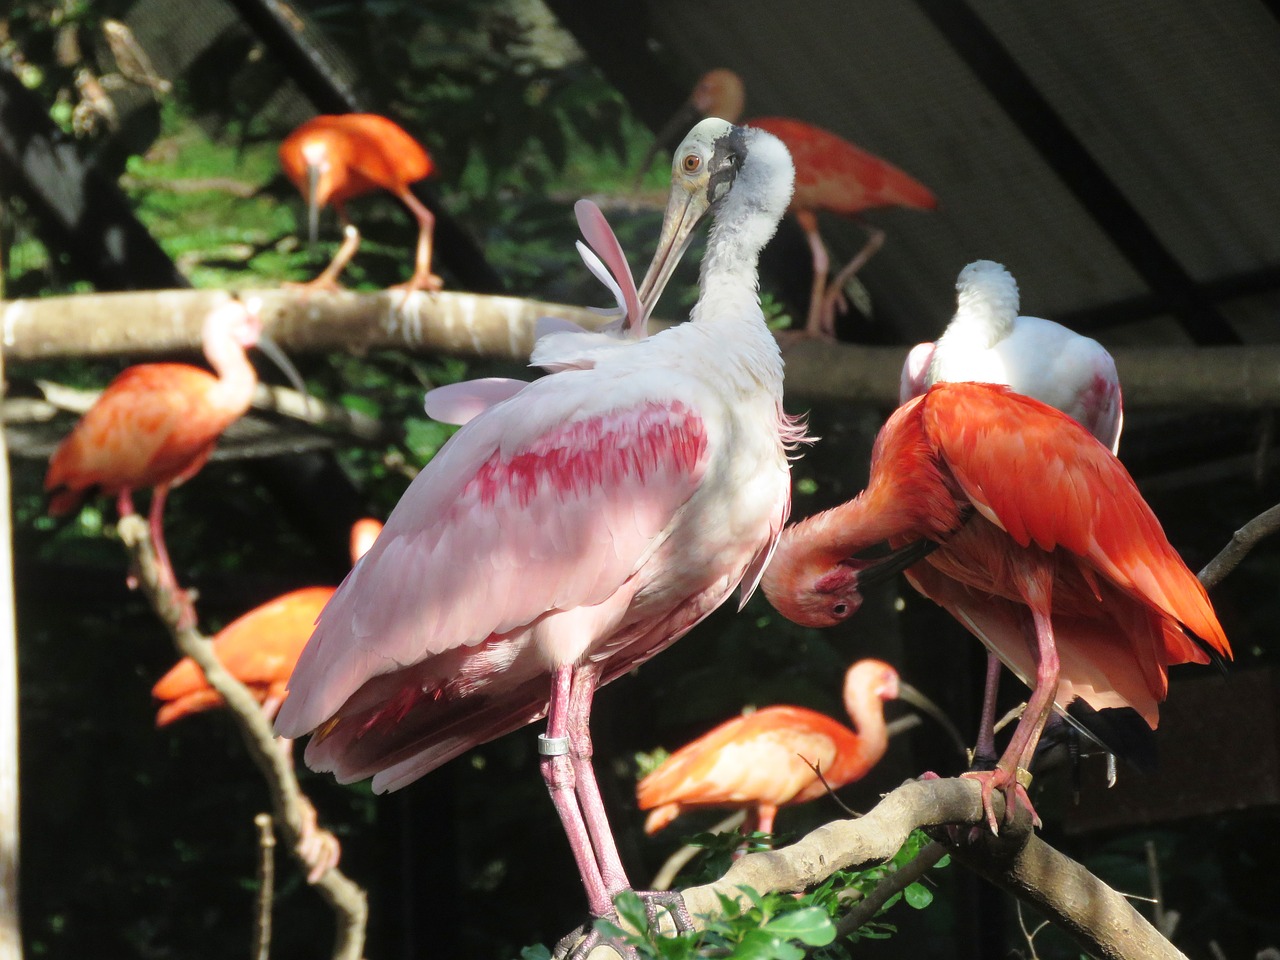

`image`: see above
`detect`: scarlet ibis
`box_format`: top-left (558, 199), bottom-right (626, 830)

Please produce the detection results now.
top-left (637, 659), bottom-right (899, 836)
top-left (761, 381), bottom-right (1230, 832)
top-left (275, 119), bottom-right (802, 933)
top-left (653, 68), bottom-right (937, 339)
top-left (279, 113), bottom-right (443, 294)
top-left (44, 298), bottom-right (300, 594)
top-left (151, 519), bottom-right (383, 727)
top-left (899, 260), bottom-right (1124, 767)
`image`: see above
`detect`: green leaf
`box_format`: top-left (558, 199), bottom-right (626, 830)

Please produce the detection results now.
top-left (904, 882), bottom-right (934, 910)
top-left (730, 929), bottom-right (799, 960)
top-left (762, 907), bottom-right (836, 945)
top-left (612, 889), bottom-right (650, 935)
top-left (519, 946), bottom-right (552, 960)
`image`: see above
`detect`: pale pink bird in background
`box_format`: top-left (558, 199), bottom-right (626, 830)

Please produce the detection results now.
top-left (762, 382), bottom-right (1230, 832)
top-left (637, 659), bottom-right (899, 836)
top-left (650, 68), bottom-right (937, 338)
top-left (899, 259), bottom-right (1125, 767)
top-left (276, 119), bottom-right (803, 935)
top-left (900, 260), bottom-right (1122, 452)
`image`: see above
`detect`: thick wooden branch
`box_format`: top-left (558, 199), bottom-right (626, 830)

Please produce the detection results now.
top-left (583, 778), bottom-right (1184, 960)
top-left (116, 516), bottom-right (367, 960)
top-left (5, 289), bottom-right (1280, 408)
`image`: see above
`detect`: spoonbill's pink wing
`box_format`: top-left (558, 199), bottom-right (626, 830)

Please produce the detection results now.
top-left (424, 378), bottom-right (530, 427)
top-left (275, 376), bottom-right (710, 740)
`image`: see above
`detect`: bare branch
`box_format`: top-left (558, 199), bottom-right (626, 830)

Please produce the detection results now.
top-left (7, 289), bottom-right (1280, 408)
top-left (830, 840), bottom-right (948, 941)
top-left (254, 813), bottom-right (275, 960)
top-left (116, 516), bottom-right (367, 960)
top-left (1198, 501), bottom-right (1280, 589)
top-left (584, 778), bottom-right (1185, 960)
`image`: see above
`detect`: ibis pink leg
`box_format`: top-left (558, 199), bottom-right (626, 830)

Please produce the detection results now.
top-left (970, 652), bottom-right (1004, 769)
top-left (394, 190), bottom-right (444, 295)
top-left (816, 225), bottom-right (885, 336)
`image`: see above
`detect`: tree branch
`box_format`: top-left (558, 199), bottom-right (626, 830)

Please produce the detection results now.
top-left (6, 289), bottom-right (1280, 408)
top-left (1198, 501), bottom-right (1280, 589)
top-left (584, 778), bottom-right (1184, 960)
top-left (116, 516), bottom-right (367, 960)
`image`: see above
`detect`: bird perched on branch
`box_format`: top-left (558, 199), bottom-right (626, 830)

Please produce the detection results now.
top-left (152, 518), bottom-right (383, 727)
top-left (648, 68), bottom-right (936, 339)
top-left (44, 298), bottom-right (302, 599)
top-left (899, 259), bottom-right (1124, 770)
top-left (279, 113), bottom-right (443, 294)
top-left (275, 118), bottom-right (803, 944)
top-left (637, 659), bottom-right (900, 837)
top-left (762, 381), bottom-right (1230, 833)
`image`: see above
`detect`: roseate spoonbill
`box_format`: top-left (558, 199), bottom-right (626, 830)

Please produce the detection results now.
top-left (637, 659), bottom-right (899, 836)
top-left (44, 298), bottom-right (302, 594)
top-left (650, 68), bottom-right (937, 339)
top-left (279, 113), bottom-right (443, 294)
top-left (275, 119), bottom-right (804, 933)
top-left (151, 519), bottom-right (383, 727)
top-left (761, 382), bottom-right (1231, 832)
top-left (900, 259), bottom-right (1124, 769)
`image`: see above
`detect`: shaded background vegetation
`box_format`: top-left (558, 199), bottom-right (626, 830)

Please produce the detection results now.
top-left (3, 1), bottom-right (1280, 958)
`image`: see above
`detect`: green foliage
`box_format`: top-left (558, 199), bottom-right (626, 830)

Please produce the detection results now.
top-left (518, 830), bottom-right (948, 959)
top-left (594, 887), bottom-right (835, 960)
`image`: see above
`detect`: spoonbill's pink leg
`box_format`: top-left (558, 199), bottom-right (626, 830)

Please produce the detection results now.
top-left (540, 665), bottom-right (613, 916)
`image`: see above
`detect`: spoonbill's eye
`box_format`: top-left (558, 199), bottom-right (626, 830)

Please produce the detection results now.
top-left (832, 602), bottom-right (850, 618)
top-left (682, 153), bottom-right (702, 174)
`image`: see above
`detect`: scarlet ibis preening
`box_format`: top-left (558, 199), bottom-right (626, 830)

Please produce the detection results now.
top-left (275, 119), bottom-right (804, 936)
top-left (44, 298), bottom-right (302, 595)
top-left (762, 382), bottom-right (1230, 832)
top-left (637, 659), bottom-right (899, 836)
top-left (650, 68), bottom-right (936, 339)
top-left (279, 113), bottom-right (443, 294)
top-left (899, 259), bottom-right (1124, 768)
top-left (151, 519), bottom-right (383, 727)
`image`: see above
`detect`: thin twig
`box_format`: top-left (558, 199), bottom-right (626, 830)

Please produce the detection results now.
top-left (1198, 501), bottom-right (1280, 589)
top-left (830, 840), bottom-right (948, 941)
top-left (254, 813), bottom-right (275, 960)
top-left (117, 516), bottom-right (367, 960)
top-left (648, 811), bottom-right (748, 892)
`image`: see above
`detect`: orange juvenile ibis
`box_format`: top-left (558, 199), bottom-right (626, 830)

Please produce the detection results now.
top-left (275, 119), bottom-right (802, 943)
top-left (651, 68), bottom-right (937, 339)
top-left (151, 518), bottom-right (381, 882)
top-left (44, 298), bottom-right (303, 599)
top-left (637, 659), bottom-right (900, 837)
top-left (762, 381), bottom-right (1230, 832)
top-left (152, 518), bottom-right (383, 727)
top-left (279, 113), bottom-right (443, 294)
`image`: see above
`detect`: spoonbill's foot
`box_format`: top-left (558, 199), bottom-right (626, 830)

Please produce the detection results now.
top-left (296, 798), bottom-right (341, 884)
top-left (961, 766), bottom-right (1039, 835)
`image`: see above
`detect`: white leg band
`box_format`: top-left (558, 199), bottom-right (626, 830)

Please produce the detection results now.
top-left (538, 734), bottom-right (571, 756)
